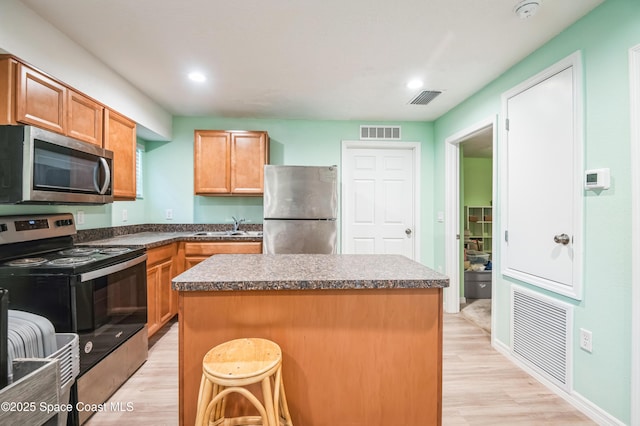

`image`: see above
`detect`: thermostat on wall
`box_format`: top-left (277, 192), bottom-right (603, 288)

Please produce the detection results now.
top-left (584, 168), bottom-right (610, 190)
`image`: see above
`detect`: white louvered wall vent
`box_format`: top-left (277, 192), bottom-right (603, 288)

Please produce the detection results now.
top-left (360, 125), bottom-right (401, 140)
top-left (511, 286), bottom-right (572, 391)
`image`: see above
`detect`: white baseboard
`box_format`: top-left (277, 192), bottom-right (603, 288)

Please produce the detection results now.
top-left (492, 338), bottom-right (625, 426)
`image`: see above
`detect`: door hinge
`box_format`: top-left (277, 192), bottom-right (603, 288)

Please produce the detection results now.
top-left (505, 118), bottom-right (510, 131)
top-left (456, 234), bottom-right (460, 240)
top-left (504, 230), bottom-right (509, 242)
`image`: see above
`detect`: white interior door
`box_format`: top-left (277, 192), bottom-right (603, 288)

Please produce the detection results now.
top-left (342, 142), bottom-right (420, 260)
top-left (501, 52), bottom-right (583, 300)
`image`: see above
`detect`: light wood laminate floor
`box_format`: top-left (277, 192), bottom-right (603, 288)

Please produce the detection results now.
top-left (86, 314), bottom-right (594, 425)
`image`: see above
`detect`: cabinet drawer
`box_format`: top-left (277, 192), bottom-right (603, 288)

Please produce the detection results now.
top-left (184, 242), bottom-right (262, 256)
top-left (147, 243), bottom-right (177, 266)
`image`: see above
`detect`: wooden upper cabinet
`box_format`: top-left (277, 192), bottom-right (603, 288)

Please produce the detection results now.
top-left (231, 132), bottom-right (268, 194)
top-left (15, 62), bottom-right (67, 134)
top-left (194, 130), bottom-right (269, 195)
top-left (194, 130), bottom-right (231, 193)
top-left (104, 108), bottom-right (136, 200)
top-left (0, 57), bottom-right (18, 124)
top-left (0, 56), bottom-right (110, 150)
top-left (67, 90), bottom-right (104, 146)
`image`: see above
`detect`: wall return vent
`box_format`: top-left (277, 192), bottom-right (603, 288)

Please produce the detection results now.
top-left (409, 90), bottom-right (442, 105)
top-left (360, 125), bottom-right (401, 140)
top-left (511, 285), bottom-right (572, 391)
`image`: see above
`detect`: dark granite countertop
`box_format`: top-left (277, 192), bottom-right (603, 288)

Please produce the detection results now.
top-left (172, 254), bottom-right (449, 291)
top-left (81, 231), bottom-right (262, 249)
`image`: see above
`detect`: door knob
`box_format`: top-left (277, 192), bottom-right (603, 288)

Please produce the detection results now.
top-left (553, 233), bottom-right (571, 245)
top-left (405, 228), bottom-right (412, 236)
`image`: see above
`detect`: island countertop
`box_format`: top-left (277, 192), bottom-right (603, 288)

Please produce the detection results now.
top-left (172, 253), bottom-right (449, 291)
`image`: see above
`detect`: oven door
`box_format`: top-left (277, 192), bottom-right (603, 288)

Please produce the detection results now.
top-left (74, 254), bottom-right (147, 374)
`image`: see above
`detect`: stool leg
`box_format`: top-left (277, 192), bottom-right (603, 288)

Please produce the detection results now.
top-left (261, 377), bottom-right (277, 426)
top-left (275, 369), bottom-right (293, 426)
top-left (210, 387), bottom-right (269, 425)
top-left (195, 375), bottom-right (214, 426)
top-left (212, 383), bottom-right (225, 423)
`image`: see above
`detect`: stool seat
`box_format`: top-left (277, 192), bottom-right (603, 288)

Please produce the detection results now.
top-left (204, 338), bottom-right (281, 382)
top-left (195, 338), bottom-right (293, 426)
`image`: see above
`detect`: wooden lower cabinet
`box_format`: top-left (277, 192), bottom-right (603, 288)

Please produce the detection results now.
top-left (178, 288), bottom-right (443, 426)
top-left (146, 243), bottom-right (178, 338)
top-left (183, 241), bottom-right (262, 269)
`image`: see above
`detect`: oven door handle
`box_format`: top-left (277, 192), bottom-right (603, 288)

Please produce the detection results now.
top-left (79, 254), bottom-right (147, 282)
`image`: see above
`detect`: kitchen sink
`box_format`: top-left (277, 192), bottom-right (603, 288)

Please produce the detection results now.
top-left (191, 231), bottom-right (231, 236)
top-left (190, 231), bottom-right (263, 237)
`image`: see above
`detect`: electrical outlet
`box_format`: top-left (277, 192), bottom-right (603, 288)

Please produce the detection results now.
top-left (76, 210), bottom-right (85, 225)
top-left (122, 209), bottom-right (128, 222)
top-left (580, 328), bottom-right (593, 353)
top-left (165, 209), bottom-right (173, 220)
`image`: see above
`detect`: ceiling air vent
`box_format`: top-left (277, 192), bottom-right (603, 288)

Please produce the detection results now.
top-left (360, 125), bottom-right (401, 140)
top-left (409, 90), bottom-right (442, 105)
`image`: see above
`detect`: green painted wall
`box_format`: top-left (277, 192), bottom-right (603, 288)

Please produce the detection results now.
top-left (145, 117), bottom-right (437, 266)
top-left (433, 0), bottom-right (638, 422)
top-left (462, 157), bottom-right (492, 206)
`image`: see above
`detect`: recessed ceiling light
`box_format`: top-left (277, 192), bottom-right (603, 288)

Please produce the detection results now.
top-left (188, 72), bottom-right (206, 83)
top-left (407, 79), bottom-right (424, 90)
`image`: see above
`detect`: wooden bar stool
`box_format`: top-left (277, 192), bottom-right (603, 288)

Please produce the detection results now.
top-left (195, 338), bottom-right (293, 426)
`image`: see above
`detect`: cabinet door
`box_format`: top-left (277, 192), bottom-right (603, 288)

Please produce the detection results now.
top-left (68, 90), bottom-right (103, 146)
top-left (194, 130), bottom-right (231, 194)
top-left (0, 57), bottom-right (17, 124)
top-left (104, 109), bottom-right (136, 199)
top-left (146, 266), bottom-right (160, 337)
top-left (15, 63), bottom-right (66, 133)
top-left (157, 259), bottom-right (174, 324)
top-left (231, 131), bottom-right (268, 194)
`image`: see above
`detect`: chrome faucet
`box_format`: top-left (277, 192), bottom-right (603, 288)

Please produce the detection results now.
top-left (232, 216), bottom-right (245, 232)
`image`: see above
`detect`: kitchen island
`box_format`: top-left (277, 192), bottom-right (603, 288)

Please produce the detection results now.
top-left (172, 254), bottom-right (449, 426)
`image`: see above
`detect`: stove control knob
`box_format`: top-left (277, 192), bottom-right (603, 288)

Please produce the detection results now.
top-left (0, 223), bottom-right (7, 232)
top-left (55, 219), bottom-right (74, 227)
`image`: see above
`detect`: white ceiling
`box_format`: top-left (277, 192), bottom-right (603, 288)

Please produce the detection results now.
top-left (463, 128), bottom-right (494, 159)
top-left (18, 0), bottom-right (603, 122)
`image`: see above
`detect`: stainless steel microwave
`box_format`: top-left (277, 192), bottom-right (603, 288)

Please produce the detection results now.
top-left (0, 125), bottom-right (113, 204)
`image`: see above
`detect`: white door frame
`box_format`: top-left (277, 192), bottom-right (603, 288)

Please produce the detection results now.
top-left (341, 140), bottom-right (421, 261)
top-left (628, 43), bottom-right (640, 426)
top-left (444, 116), bottom-right (497, 316)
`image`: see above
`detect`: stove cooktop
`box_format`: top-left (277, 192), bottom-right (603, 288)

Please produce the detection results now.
top-left (0, 245), bottom-right (144, 275)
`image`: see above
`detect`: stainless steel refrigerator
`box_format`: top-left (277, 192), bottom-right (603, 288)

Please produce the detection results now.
top-left (263, 165), bottom-right (338, 254)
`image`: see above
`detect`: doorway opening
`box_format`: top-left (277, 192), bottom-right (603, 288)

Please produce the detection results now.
top-left (459, 129), bottom-right (494, 333)
top-left (444, 117), bottom-right (497, 338)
